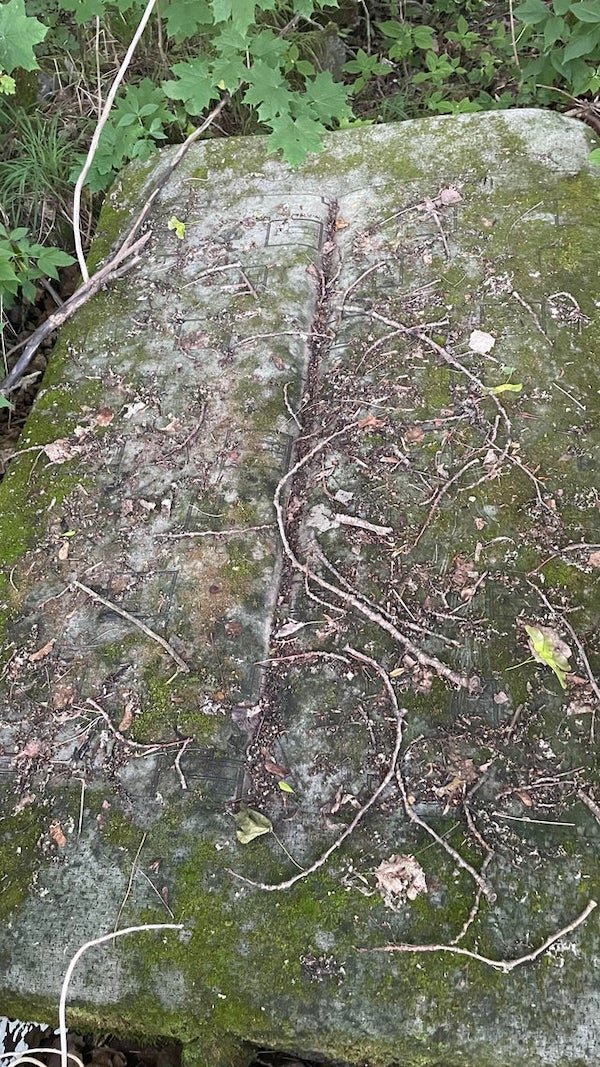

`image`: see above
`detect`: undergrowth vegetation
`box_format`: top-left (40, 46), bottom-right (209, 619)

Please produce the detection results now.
top-left (0, 0), bottom-right (599, 333)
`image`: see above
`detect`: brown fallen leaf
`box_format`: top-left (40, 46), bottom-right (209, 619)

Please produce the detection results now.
top-left (118, 703), bottom-right (134, 733)
top-left (43, 438), bottom-right (81, 464)
top-left (588, 551), bottom-right (600, 567)
top-left (434, 774), bottom-right (466, 802)
top-left (375, 854), bottom-right (427, 910)
top-left (94, 407), bottom-right (114, 427)
top-left (515, 789), bottom-right (533, 808)
top-left (438, 185), bottom-right (463, 206)
top-left (49, 820), bottom-right (67, 847)
top-left (264, 757), bottom-right (289, 778)
top-left (335, 216), bottom-right (349, 230)
top-left (13, 739), bottom-right (46, 762)
top-left (58, 540), bottom-right (70, 561)
top-left (29, 639), bottom-right (56, 663)
top-left (357, 414), bottom-right (386, 431)
top-left (52, 684), bottom-right (75, 710)
top-left (452, 556), bottom-right (479, 590)
top-left (405, 425), bottom-right (424, 443)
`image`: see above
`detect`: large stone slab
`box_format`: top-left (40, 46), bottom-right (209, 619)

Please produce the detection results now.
top-left (1, 109), bottom-right (600, 1066)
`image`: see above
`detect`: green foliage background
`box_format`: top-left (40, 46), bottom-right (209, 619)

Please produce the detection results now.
top-left (0, 0), bottom-right (599, 314)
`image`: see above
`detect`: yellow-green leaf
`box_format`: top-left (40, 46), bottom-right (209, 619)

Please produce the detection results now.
top-left (485, 383), bottom-right (523, 395)
top-left (278, 780), bottom-right (295, 794)
top-left (167, 215), bottom-right (186, 240)
top-left (524, 624), bottom-right (572, 689)
top-left (234, 808), bottom-right (273, 844)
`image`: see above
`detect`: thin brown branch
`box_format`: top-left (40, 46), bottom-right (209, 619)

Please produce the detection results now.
top-left (1, 234), bottom-right (150, 394)
top-left (272, 422), bottom-right (470, 689)
top-left (396, 768), bottom-right (496, 902)
top-left (359, 899), bottom-right (597, 973)
top-left (86, 698), bottom-right (187, 753)
top-left (74, 580), bottom-right (189, 673)
top-left (159, 523), bottom-right (274, 540)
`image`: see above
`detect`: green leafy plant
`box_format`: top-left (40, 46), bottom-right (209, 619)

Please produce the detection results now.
top-left (514, 0), bottom-right (600, 97)
top-left (83, 78), bottom-right (178, 192)
top-left (0, 0), bottom-right (597, 346)
top-left (0, 221), bottom-right (74, 307)
top-left (0, 0), bottom-right (47, 74)
top-left (0, 104), bottom-right (84, 240)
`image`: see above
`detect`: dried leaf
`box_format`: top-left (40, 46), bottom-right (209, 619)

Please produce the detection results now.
top-left (333, 489), bottom-right (354, 505)
top-left (13, 739), bottom-right (45, 762)
top-left (515, 789), bottom-right (533, 808)
top-left (58, 540), bottom-right (69, 561)
top-left (43, 438), bottom-right (79, 464)
top-left (439, 186), bottom-right (463, 206)
top-left (118, 704), bottom-right (134, 733)
top-left (357, 415), bottom-right (386, 431)
top-left (468, 330), bottom-right (495, 354)
top-left (588, 551), bottom-right (600, 567)
top-left (335, 216), bottom-right (349, 230)
top-left (375, 854), bottom-right (427, 909)
top-left (52, 684), bottom-right (74, 710)
top-left (49, 820), bottom-right (67, 847)
top-left (29, 639), bottom-right (56, 663)
top-left (405, 425), bottom-right (424, 443)
top-left (234, 808), bottom-right (273, 844)
top-left (264, 758), bottom-right (289, 778)
top-left (94, 407), bottom-right (115, 427)
top-left (123, 401), bottom-right (146, 420)
top-left (524, 624), bottom-right (572, 689)
top-left (452, 556), bottom-right (478, 590)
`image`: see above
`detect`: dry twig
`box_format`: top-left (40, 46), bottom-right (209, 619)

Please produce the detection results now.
top-left (74, 580), bottom-right (189, 673)
top-left (359, 899), bottom-right (596, 973)
top-left (273, 422), bottom-right (470, 689)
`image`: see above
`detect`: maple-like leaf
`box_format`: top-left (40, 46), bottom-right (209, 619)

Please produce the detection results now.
top-left (0, 0), bottom-right (47, 72)
top-left (267, 112), bottom-right (324, 166)
top-left (243, 60), bottom-right (291, 120)
top-left (211, 52), bottom-right (247, 92)
top-left (212, 23), bottom-right (248, 54)
top-left (58, 0), bottom-right (106, 23)
top-left (249, 28), bottom-right (290, 64)
top-left (213, 0), bottom-right (276, 34)
top-left (162, 0), bottom-right (213, 42)
top-left (162, 59), bottom-right (219, 115)
top-left (302, 71), bottom-right (352, 124)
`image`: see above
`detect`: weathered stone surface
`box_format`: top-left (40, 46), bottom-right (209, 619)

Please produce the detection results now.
top-left (1, 109), bottom-right (600, 1066)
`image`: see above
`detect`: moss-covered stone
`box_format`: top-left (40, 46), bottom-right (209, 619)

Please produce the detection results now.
top-left (1, 110), bottom-right (600, 1067)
